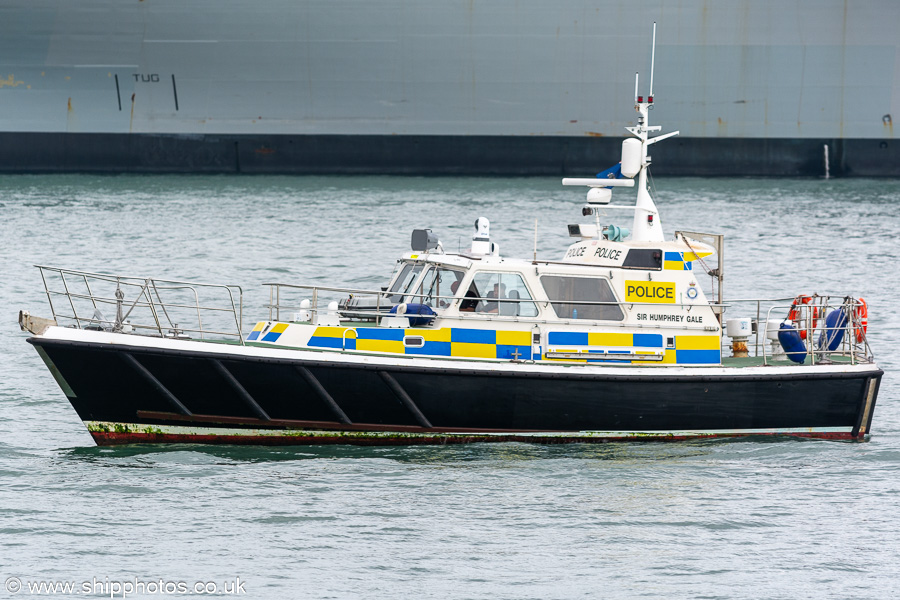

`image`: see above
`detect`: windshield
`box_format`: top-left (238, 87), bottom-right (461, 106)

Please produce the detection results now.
top-left (410, 266), bottom-right (466, 308)
top-left (387, 263), bottom-right (424, 303)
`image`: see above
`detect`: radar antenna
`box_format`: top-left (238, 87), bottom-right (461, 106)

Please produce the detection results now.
top-left (624, 22), bottom-right (679, 243)
top-left (649, 22), bottom-right (657, 98)
top-left (562, 23), bottom-right (679, 244)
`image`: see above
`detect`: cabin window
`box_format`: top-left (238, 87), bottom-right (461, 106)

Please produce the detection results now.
top-left (412, 266), bottom-right (466, 308)
top-left (460, 272), bottom-right (538, 317)
top-left (539, 275), bottom-right (624, 321)
top-left (387, 263), bottom-right (424, 303)
top-left (622, 249), bottom-right (662, 270)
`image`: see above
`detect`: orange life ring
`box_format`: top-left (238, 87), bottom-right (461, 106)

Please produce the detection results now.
top-left (787, 295), bottom-right (819, 340)
top-left (855, 297), bottom-right (868, 343)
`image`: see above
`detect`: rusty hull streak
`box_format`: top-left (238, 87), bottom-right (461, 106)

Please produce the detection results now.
top-left (0, 74), bottom-right (25, 88)
top-left (118, 411), bottom-right (866, 445)
top-left (88, 429), bottom-right (862, 447)
top-left (129, 93), bottom-right (135, 133)
top-left (136, 410), bottom-right (540, 434)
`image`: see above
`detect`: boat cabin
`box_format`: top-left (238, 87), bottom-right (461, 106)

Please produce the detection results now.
top-left (249, 217), bottom-right (723, 366)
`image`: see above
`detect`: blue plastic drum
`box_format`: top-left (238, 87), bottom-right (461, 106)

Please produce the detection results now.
top-left (778, 322), bottom-right (807, 364)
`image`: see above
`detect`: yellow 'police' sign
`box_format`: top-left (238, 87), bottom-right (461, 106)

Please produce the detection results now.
top-left (625, 280), bottom-right (676, 304)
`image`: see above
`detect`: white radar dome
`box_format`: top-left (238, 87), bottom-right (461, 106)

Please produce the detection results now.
top-left (621, 138), bottom-right (642, 178)
top-left (586, 187), bottom-right (612, 205)
top-left (726, 318), bottom-right (752, 339)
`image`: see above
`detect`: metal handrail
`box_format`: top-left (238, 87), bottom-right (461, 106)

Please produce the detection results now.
top-left (41, 264), bottom-right (868, 365)
top-left (757, 298), bottom-right (870, 365)
top-left (342, 328), bottom-right (357, 350)
top-left (36, 266), bottom-right (245, 344)
top-left (44, 290), bottom-right (236, 314)
top-left (262, 283), bottom-right (873, 363)
top-left (263, 281), bottom-right (729, 309)
top-left (262, 281), bottom-right (727, 331)
top-left (712, 295), bottom-right (872, 363)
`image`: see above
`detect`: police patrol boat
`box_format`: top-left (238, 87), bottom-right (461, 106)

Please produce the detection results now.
top-left (19, 30), bottom-right (882, 446)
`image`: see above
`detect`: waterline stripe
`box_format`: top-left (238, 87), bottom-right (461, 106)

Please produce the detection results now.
top-left (84, 421), bottom-right (854, 440)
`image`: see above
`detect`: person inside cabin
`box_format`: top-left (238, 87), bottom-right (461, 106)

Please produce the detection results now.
top-left (459, 282), bottom-right (480, 312)
top-left (442, 281), bottom-right (461, 308)
top-left (501, 289), bottom-right (520, 316)
top-left (481, 283), bottom-right (506, 313)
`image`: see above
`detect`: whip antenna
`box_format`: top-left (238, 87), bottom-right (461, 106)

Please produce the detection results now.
top-left (649, 22), bottom-right (657, 98)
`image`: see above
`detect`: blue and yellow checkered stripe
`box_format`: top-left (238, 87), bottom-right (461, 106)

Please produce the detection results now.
top-left (547, 332), bottom-right (663, 363)
top-left (665, 334), bottom-right (721, 364)
top-left (664, 251), bottom-right (693, 271)
top-left (257, 323), bottom-right (720, 364)
top-left (546, 331), bottom-right (720, 364)
top-left (247, 322), bottom-right (289, 343)
top-left (308, 326), bottom-right (536, 360)
top-left (247, 322), bottom-right (265, 341)
top-left (664, 250), bottom-right (714, 270)
top-left (547, 332), bottom-right (663, 348)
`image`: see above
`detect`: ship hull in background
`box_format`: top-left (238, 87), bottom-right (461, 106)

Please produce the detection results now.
top-left (0, 0), bottom-right (897, 175)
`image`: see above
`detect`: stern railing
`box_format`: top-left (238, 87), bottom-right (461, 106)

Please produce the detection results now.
top-left (724, 295), bottom-right (872, 365)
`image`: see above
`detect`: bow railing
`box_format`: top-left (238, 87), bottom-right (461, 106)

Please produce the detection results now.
top-left (36, 265), bottom-right (244, 343)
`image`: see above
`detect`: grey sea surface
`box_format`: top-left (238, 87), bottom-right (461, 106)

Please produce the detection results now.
top-left (0, 175), bottom-right (898, 599)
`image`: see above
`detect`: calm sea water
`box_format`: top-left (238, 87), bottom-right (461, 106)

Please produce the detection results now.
top-left (1, 175), bottom-right (898, 599)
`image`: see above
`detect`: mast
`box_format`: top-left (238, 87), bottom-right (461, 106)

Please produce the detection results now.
top-left (626, 22), bottom-right (679, 243)
top-left (561, 23), bottom-right (678, 243)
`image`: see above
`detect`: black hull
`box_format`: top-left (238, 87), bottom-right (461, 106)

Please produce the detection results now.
top-left (1, 132), bottom-right (898, 177)
top-left (29, 337), bottom-right (882, 446)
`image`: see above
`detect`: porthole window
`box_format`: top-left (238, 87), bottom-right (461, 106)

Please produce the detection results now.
top-left (403, 336), bottom-right (425, 348)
